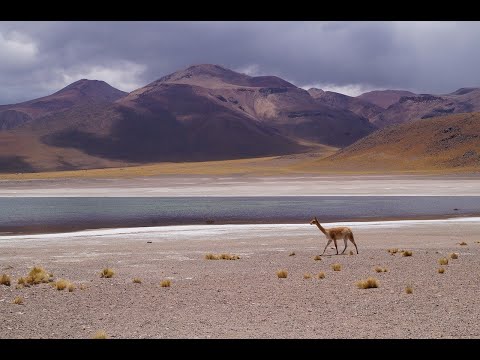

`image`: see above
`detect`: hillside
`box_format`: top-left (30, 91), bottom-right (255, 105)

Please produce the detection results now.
top-left (357, 90), bottom-right (416, 109)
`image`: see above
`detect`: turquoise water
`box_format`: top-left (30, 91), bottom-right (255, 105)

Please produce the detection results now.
top-left (0, 196), bottom-right (479, 234)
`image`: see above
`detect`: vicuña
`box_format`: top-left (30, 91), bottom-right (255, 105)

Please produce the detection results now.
top-left (310, 216), bottom-right (358, 255)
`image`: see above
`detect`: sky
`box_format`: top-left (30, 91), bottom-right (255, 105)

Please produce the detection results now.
top-left (1, 21), bottom-right (479, 104)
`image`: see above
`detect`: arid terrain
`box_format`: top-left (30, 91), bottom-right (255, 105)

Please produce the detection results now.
top-left (1, 218), bottom-right (479, 338)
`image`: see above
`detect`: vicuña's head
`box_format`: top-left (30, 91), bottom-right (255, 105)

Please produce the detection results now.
top-left (310, 217), bottom-right (319, 225)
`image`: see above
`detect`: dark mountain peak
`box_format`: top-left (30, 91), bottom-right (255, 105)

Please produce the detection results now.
top-left (54, 79), bottom-right (127, 101)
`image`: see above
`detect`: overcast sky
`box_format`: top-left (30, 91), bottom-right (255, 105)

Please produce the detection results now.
top-left (1, 21), bottom-right (479, 104)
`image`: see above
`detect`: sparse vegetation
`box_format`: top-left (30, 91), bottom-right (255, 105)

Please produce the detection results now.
top-left (17, 277), bottom-right (26, 286)
top-left (313, 255), bottom-right (322, 261)
top-left (438, 268), bottom-right (445, 274)
top-left (356, 277), bottom-right (379, 289)
top-left (387, 248), bottom-right (399, 254)
top-left (54, 279), bottom-right (69, 291)
top-left (24, 266), bottom-right (52, 285)
top-left (67, 283), bottom-right (75, 292)
top-left (79, 284), bottom-right (87, 290)
top-left (205, 253), bottom-right (240, 260)
top-left (133, 278), bottom-right (142, 284)
top-left (374, 266), bottom-right (388, 273)
top-left (100, 268), bottom-right (115, 278)
top-left (402, 250), bottom-right (413, 257)
top-left (289, 252), bottom-right (296, 256)
top-left (276, 270), bottom-right (288, 278)
top-left (317, 272), bottom-right (325, 279)
top-left (459, 241), bottom-right (467, 246)
top-left (13, 296), bottom-right (23, 305)
top-left (349, 250), bottom-right (354, 255)
top-left (405, 286), bottom-right (413, 294)
top-left (331, 264), bottom-right (342, 271)
top-left (449, 253), bottom-right (458, 259)
top-left (160, 280), bottom-right (171, 287)
top-left (93, 330), bottom-right (108, 339)
top-left (303, 273), bottom-right (312, 279)
top-left (0, 274), bottom-right (11, 286)
top-left (438, 258), bottom-right (449, 266)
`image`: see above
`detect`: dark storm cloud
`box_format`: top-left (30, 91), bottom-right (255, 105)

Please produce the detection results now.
top-left (1, 21), bottom-right (479, 104)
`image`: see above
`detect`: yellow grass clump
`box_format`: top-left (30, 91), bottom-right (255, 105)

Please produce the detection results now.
top-left (438, 267), bottom-right (445, 274)
top-left (276, 270), bottom-right (288, 279)
top-left (459, 241), bottom-right (467, 246)
top-left (93, 330), bottom-right (108, 339)
top-left (205, 253), bottom-right (240, 260)
top-left (0, 274), bottom-right (11, 286)
top-left (405, 286), bottom-right (413, 294)
top-left (289, 252), bottom-right (296, 256)
top-left (54, 279), bottom-right (70, 291)
top-left (356, 277), bottom-right (379, 289)
top-left (100, 268), bottom-right (115, 278)
top-left (331, 264), bottom-right (342, 271)
top-left (67, 283), bottom-right (75, 292)
top-left (402, 250), bottom-right (413, 257)
top-left (449, 253), bottom-right (458, 259)
top-left (387, 248), bottom-right (399, 254)
top-left (303, 273), bottom-right (312, 279)
top-left (349, 250), bottom-right (354, 255)
top-left (317, 272), bottom-right (325, 279)
top-left (313, 255), bottom-right (322, 261)
top-left (133, 278), bottom-right (142, 284)
top-left (13, 296), bottom-right (23, 305)
top-left (24, 266), bottom-right (52, 285)
top-left (160, 280), bottom-right (171, 287)
top-left (374, 267), bottom-right (388, 273)
top-left (438, 258), bottom-right (449, 266)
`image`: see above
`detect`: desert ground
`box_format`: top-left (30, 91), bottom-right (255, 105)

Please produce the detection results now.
top-left (1, 174), bottom-right (480, 196)
top-left (1, 218), bottom-right (480, 339)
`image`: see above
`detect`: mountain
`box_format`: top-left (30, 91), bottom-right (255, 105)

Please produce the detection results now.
top-left (0, 79), bottom-right (127, 130)
top-left (308, 88), bottom-right (384, 121)
top-left (370, 88), bottom-right (480, 128)
top-left (357, 90), bottom-right (416, 109)
top-left (309, 112), bottom-right (480, 172)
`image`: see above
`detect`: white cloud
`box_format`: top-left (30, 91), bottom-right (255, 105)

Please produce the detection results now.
top-left (46, 61), bottom-right (146, 92)
top-left (0, 31), bottom-right (37, 69)
top-left (300, 82), bottom-right (389, 97)
top-left (234, 64), bottom-right (261, 76)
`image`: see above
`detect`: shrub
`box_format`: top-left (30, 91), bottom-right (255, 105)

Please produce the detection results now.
top-left (303, 273), bottom-right (312, 279)
top-left (0, 274), bottom-right (11, 286)
top-left (93, 330), bottom-right (108, 339)
top-left (313, 255), bottom-right (322, 261)
top-left (160, 280), bottom-right (171, 287)
top-left (133, 278), bottom-right (142, 284)
top-left (402, 250), bottom-right (413, 257)
top-left (356, 277), bottom-right (379, 289)
top-left (438, 268), bottom-right (445, 274)
top-left (13, 296), bottom-right (23, 305)
top-left (276, 270), bottom-right (288, 278)
top-left (449, 253), bottom-right (458, 259)
top-left (438, 258), bottom-right (449, 266)
top-left (459, 241), bottom-right (467, 246)
top-left (54, 279), bottom-right (69, 291)
top-left (331, 264), bottom-right (341, 271)
top-left (100, 268), bottom-right (115, 278)
top-left (289, 252), bottom-right (296, 256)
top-left (317, 272), bottom-right (325, 279)
top-left (405, 286), bottom-right (413, 294)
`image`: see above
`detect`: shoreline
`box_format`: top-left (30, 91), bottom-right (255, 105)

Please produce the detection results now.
top-left (1, 214), bottom-right (479, 237)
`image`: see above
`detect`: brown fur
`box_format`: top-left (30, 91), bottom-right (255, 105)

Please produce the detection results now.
top-left (310, 217), bottom-right (358, 255)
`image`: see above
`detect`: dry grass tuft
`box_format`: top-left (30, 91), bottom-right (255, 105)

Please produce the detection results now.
top-left (54, 279), bottom-right (69, 291)
top-left (24, 266), bottom-right (52, 285)
top-left (276, 270), bottom-right (288, 279)
top-left (331, 264), bottom-right (342, 271)
top-left (405, 286), bottom-right (413, 294)
top-left (374, 266), bottom-right (388, 273)
top-left (438, 267), bottom-right (445, 274)
top-left (438, 258), bottom-right (449, 266)
top-left (133, 278), bottom-right (142, 284)
top-left (313, 255), bottom-right (322, 261)
top-left (402, 250), bottom-right (413, 257)
top-left (317, 272), bottom-right (325, 279)
top-left (0, 274), bottom-right (11, 286)
top-left (13, 296), bottom-right (23, 305)
top-left (303, 273), bottom-right (312, 279)
top-left (459, 241), bottom-right (467, 246)
top-left (93, 330), bottom-right (108, 339)
top-left (349, 250), bottom-right (354, 255)
top-left (67, 283), bottom-right (75, 292)
top-left (356, 277), bottom-right (379, 289)
top-left (205, 253), bottom-right (240, 260)
top-left (289, 252), bottom-right (296, 256)
top-left (100, 268), bottom-right (115, 278)
top-left (449, 253), bottom-right (458, 259)
top-left (160, 279), bottom-right (171, 287)
top-left (79, 284), bottom-right (87, 290)
top-left (387, 248), bottom-right (399, 254)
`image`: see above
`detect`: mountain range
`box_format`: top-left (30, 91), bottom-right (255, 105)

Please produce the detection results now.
top-left (0, 64), bottom-right (479, 173)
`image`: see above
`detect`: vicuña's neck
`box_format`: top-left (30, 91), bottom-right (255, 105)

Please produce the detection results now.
top-left (316, 223), bottom-right (327, 235)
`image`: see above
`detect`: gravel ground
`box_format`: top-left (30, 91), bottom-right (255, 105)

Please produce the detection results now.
top-left (1, 219), bottom-right (479, 338)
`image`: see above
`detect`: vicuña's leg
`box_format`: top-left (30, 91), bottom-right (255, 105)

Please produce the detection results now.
top-left (321, 239), bottom-right (332, 255)
top-left (349, 234), bottom-right (359, 254)
top-left (341, 238), bottom-right (348, 254)
top-left (333, 239), bottom-right (339, 255)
